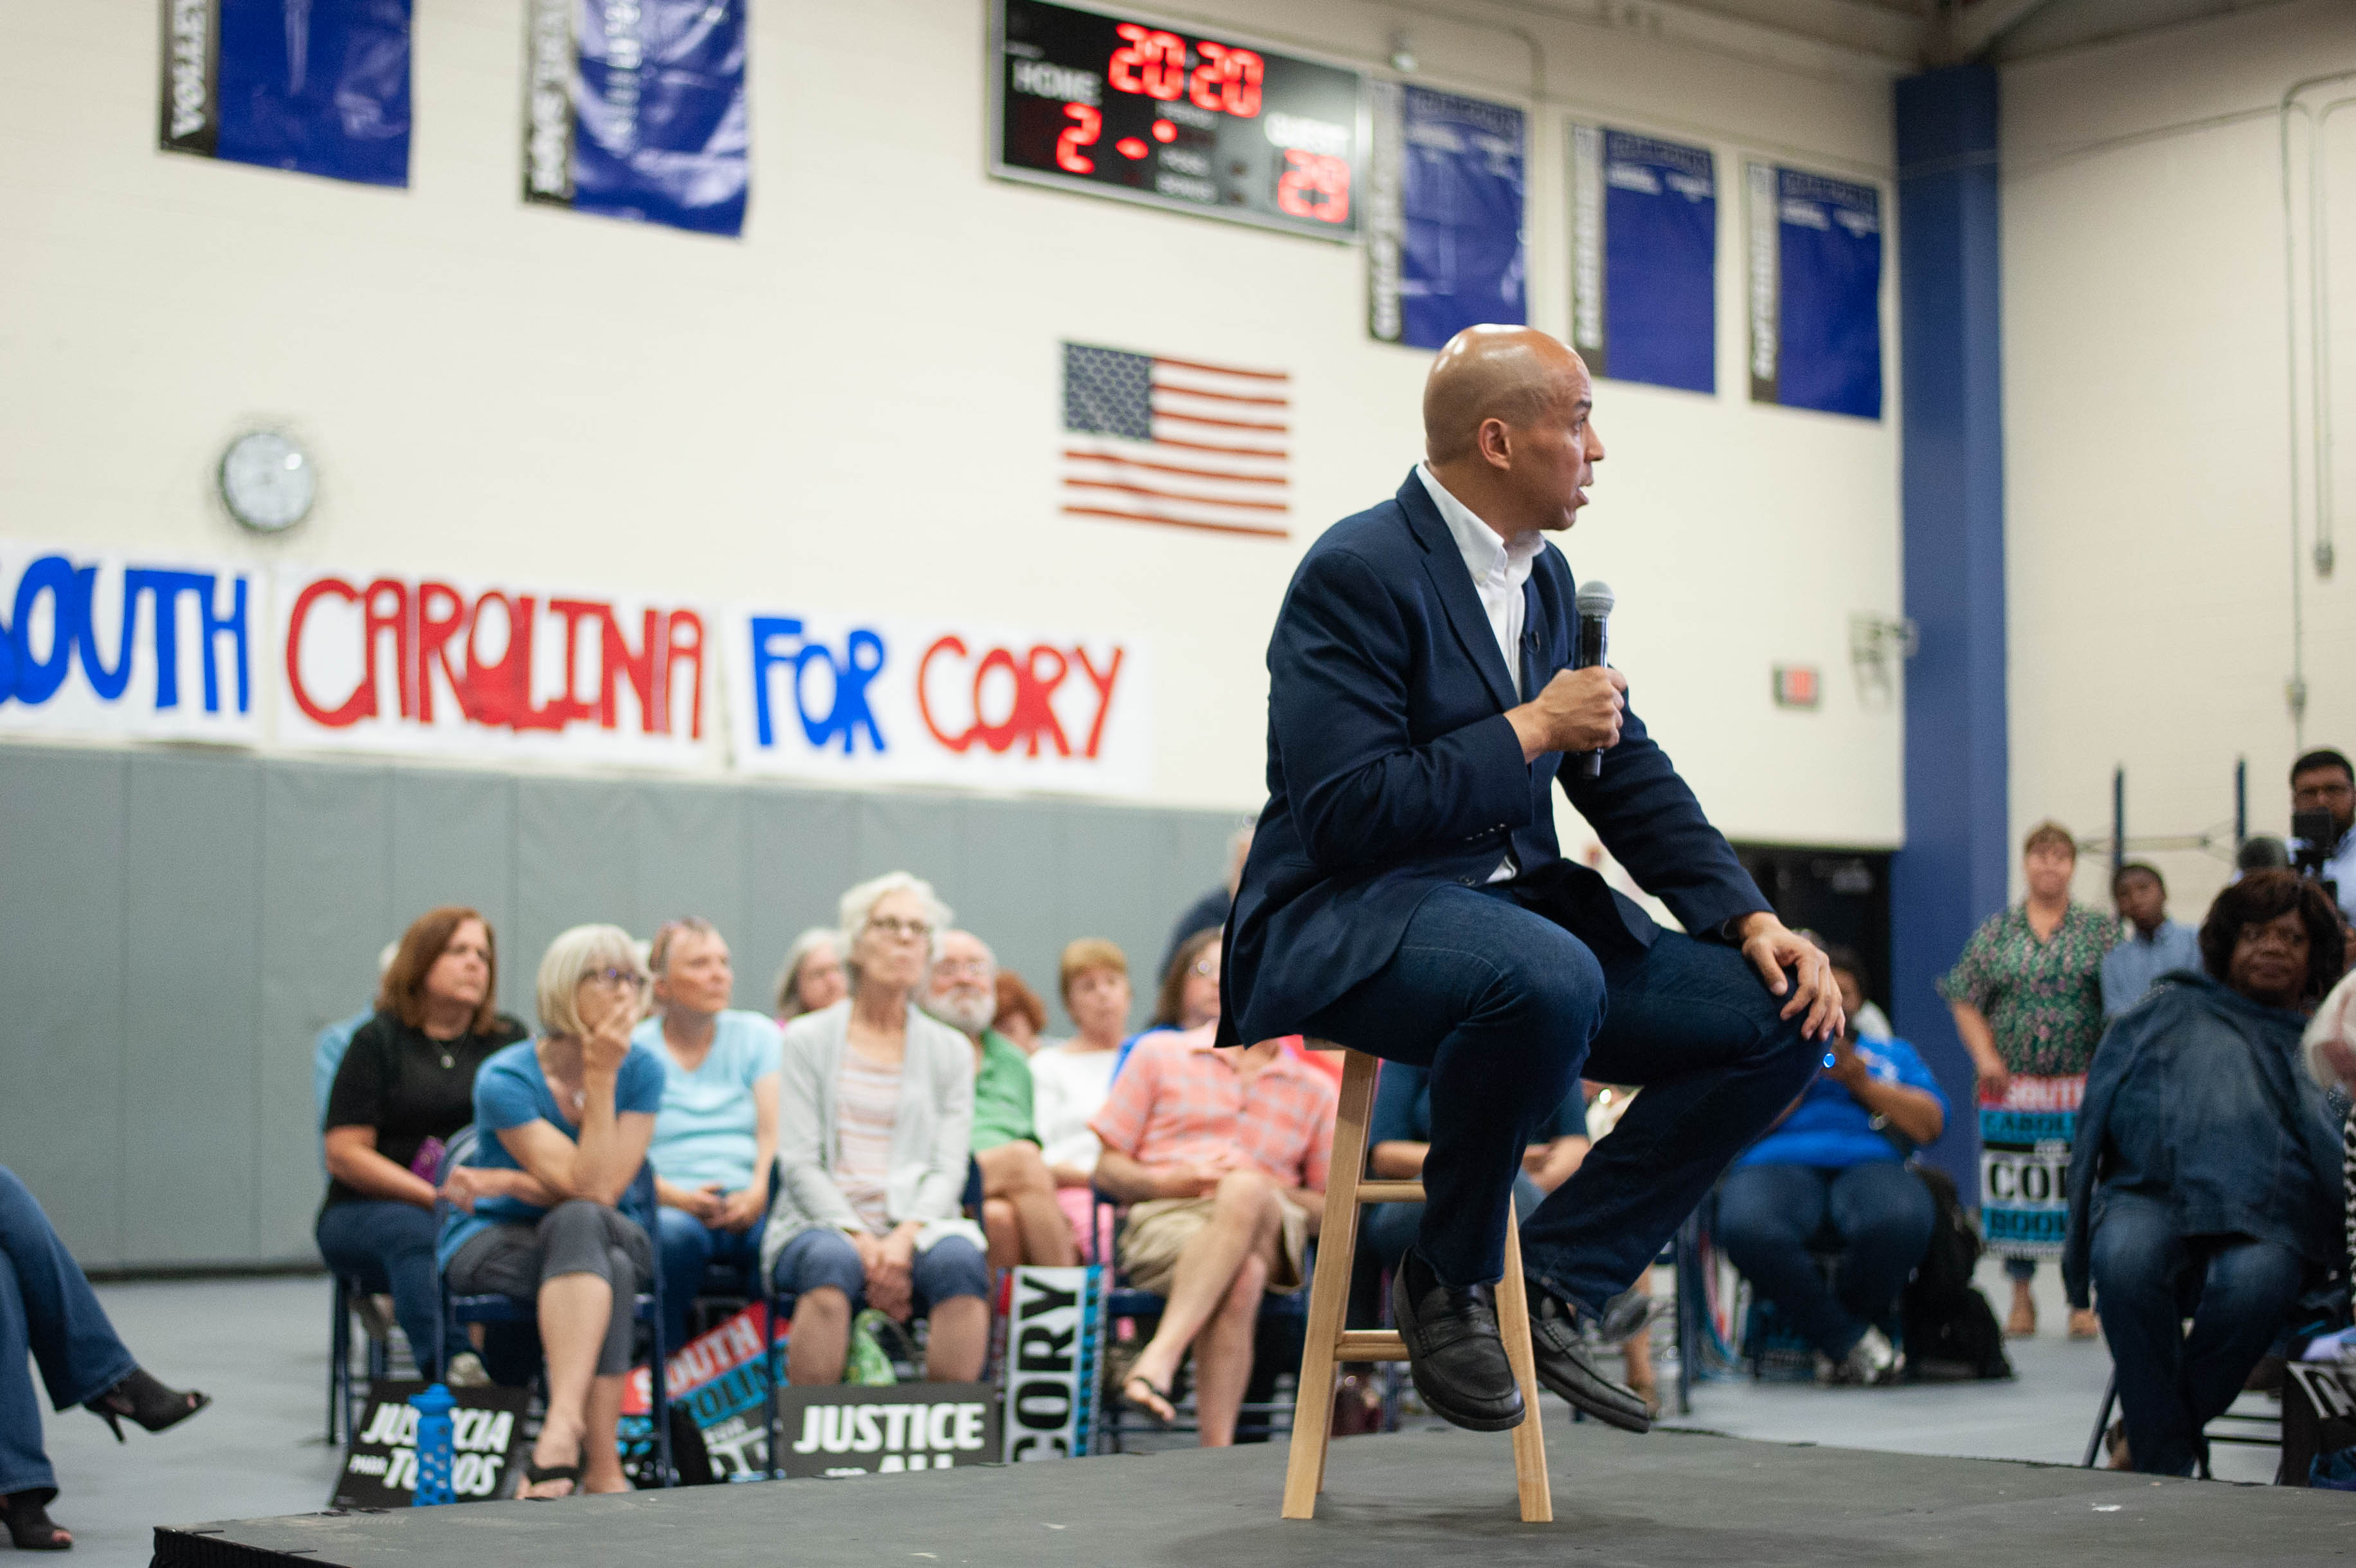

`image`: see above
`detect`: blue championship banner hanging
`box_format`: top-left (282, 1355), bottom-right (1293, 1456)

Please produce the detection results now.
top-left (524, 0), bottom-right (750, 237)
top-left (159, 0), bottom-right (412, 186)
top-left (1746, 161), bottom-right (1883, 419)
top-left (1569, 125), bottom-right (1715, 393)
top-left (1367, 84), bottom-right (1525, 351)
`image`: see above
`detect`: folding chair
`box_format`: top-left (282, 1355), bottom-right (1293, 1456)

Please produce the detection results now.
top-left (1284, 1048), bottom-right (1551, 1522)
top-left (431, 1125), bottom-right (674, 1487)
top-left (2080, 1369), bottom-right (2287, 1477)
top-left (326, 1272), bottom-right (390, 1445)
top-left (1089, 1186), bottom-right (1305, 1452)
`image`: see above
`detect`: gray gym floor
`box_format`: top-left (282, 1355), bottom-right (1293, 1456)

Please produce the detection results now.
top-left (38, 1256), bottom-right (2283, 1567)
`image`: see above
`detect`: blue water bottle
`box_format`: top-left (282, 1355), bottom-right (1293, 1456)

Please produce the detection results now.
top-left (410, 1383), bottom-right (456, 1506)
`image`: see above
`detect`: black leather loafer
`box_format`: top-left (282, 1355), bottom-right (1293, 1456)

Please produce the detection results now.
top-left (1391, 1248), bottom-right (1525, 1433)
top-left (1526, 1284), bottom-right (1653, 1433)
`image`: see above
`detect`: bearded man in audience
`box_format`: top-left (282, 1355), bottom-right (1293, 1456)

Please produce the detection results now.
top-left (923, 930), bottom-right (1076, 1267)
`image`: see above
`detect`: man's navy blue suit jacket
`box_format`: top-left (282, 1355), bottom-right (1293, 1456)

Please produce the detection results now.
top-left (1218, 471), bottom-right (1770, 1048)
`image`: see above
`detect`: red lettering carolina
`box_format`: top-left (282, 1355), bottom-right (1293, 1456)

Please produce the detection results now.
top-left (285, 577), bottom-right (372, 728)
top-left (663, 611), bottom-right (705, 740)
top-left (415, 582), bottom-right (466, 723)
top-left (361, 579), bottom-right (413, 719)
top-left (599, 608), bottom-right (660, 733)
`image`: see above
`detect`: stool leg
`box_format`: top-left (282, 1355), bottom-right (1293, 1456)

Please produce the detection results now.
top-left (1497, 1202), bottom-right (1553, 1524)
top-left (1282, 1049), bottom-right (1378, 1520)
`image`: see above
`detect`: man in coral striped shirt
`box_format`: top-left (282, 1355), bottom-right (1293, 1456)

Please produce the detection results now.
top-left (1090, 1024), bottom-right (1337, 1445)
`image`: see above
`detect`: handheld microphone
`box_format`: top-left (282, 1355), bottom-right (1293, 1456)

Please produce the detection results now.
top-left (1572, 580), bottom-right (1615, 779)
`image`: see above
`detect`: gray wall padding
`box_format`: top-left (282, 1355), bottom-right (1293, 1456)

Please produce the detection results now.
top-left (0, 745), bottom-right (1241, 1270)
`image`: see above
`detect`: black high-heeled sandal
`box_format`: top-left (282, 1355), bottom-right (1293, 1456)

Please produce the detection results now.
top-left (1, 1488), bottom-right (71, 1551)
top-left (82, 1367), bottom-right (210, 1441)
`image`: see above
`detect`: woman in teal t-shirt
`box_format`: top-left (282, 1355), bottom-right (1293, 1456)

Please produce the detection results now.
top-left (438, 924), bottom-right (665, 1500)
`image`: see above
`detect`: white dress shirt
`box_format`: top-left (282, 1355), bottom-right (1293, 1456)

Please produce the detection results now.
top-left (1417, 465), bottom-right (1546, 699)
top-left (1418, 464), bottom-right (1546, 883)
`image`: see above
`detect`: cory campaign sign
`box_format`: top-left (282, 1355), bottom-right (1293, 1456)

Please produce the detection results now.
top-left (0, 543), bottom-right (262, 744)
top-left (727, 611), bottom-right (1149, 798)
top-left (278, 566), bottom-right (713, 766)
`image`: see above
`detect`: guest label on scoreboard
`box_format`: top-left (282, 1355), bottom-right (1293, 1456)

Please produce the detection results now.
top-left (991, 0), bottom-right (1363, 240)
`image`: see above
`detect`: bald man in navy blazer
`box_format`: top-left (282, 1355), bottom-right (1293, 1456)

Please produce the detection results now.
top-left (1219, 326), bottom-right (1840, 1434)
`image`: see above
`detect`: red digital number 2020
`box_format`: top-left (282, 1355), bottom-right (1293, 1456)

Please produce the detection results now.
top-left (1108, 23), bottom-right (1187, 100)
top-left (1188, 42), bottom-right (1264, 118)
top-left (1057, 102), bottom-right (1101, 174)
top-left (1276, 149), bottom-right (1350, 223)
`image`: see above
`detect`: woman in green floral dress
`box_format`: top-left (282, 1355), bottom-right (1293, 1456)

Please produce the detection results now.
top-left (1939, 820), bottom-right (2117, 1340)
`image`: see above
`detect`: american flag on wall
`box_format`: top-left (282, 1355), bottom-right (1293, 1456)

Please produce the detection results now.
top-left (1059, 343), bottom-right (1291, 539)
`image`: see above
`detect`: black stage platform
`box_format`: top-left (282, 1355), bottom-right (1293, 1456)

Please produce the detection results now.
top-left (156, 1416), bottom-right (2353, 1567)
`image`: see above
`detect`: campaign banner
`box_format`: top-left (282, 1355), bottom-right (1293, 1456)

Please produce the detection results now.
top-left (1570, 125), bottom-right (1716, 393)
top-left (774, 1383), bottom-right (1000, 1478)
top-left (331, 1381), bottom-right (530, 1508)
top-left (621, 1302), bottom-right (787, 1481)
top-left (726, 610), bottom-right (1150, 798)
top-left (523, 0), bottom-right (750, 237)
top-left (1367, 84), bottom-right (1525, 351)
top-left (159, 0), bottom-right (413, 187)
top-left (999, 1266), bottom-right (1108, 1461)
top-left (0, 544), bottom-right (263, 744)
top-left (277, 566), bottom-right (713, 767)
top-left (1977, 1073), bottom-right (2082, 1256)
top-left (1747, 161), bottom-right (1884, 419)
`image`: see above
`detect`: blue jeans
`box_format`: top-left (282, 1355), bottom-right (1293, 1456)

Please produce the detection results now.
top-left (1302, 885), bottom-right (1817, 1309)
top-left (1716, 1160), bottom-right (1934, 1359)
top-left (2089, 1189), bottom-right (2307, 1476)
top-left (655, 1207), bottom-right (766, 1351)
top-left (315, 1200), bottom-right (445, 1380)
top-left (769, 1228), bottom-right (991, 1317)
top-left (1364, 1172), bottom-right (1546, 1279)
top-left (1, 1166), bottom-right (138, 1500)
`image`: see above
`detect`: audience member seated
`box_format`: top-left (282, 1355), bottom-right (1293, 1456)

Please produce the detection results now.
top-left (2101, 861), bottom-right (2201, 1019)
top-left (772, 926), bottom-right (847, 1024)
top-left (1090, 1024), bottom-right (1338, 1446)
top-left (312, 941), bottom-right (400, 1121)
top-left (1158, 820), bottom-right (1253, 982)
top-left (1108, 928), bottom-right (1216, 1080)
top-left (1030, 938), bottom-right (1136, 1254)
top-left (761, 874), bottom-right (992, 1386)
top-left (0, 1165), bottom-right (208, 1551)
top-left (317, 907), bottom-right (526, 1382)
top-left (634, 918), bottom-right (782, 1351)
top-left (438, 924), bottom-right (664, 1499)
top-left (992, 968), bottom-right (1048, 1054)
top-left (1718, 947), bottom-right (1947, 1387)
top-left (924, 930), bottom-right (1076, 1268)
top-left (2065, 870), bottom-right (2346, 1475)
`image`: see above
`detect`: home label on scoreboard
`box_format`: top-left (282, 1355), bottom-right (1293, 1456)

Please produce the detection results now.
top-left (991, 0), bottom-right (1363, 241)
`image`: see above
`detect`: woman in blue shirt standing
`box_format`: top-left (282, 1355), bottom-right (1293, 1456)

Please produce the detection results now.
top-left (1717, 947), bottom-right (1948, 1387)
top-left (635, 917), bottom-right (782, 1351)
top-left (439, 924), bottom-right (665, 1499)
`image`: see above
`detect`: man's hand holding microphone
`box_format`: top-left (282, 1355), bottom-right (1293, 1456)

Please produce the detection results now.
top-left (1507, 667), bottom-right (1627, 764)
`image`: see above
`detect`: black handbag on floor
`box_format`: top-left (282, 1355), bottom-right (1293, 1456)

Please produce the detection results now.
top-left (1900, 1165), bottom-right (2014, 1382)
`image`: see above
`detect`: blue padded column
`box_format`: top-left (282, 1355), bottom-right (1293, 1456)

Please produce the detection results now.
top-left (1889, 66), bottom-right (2005, 1193)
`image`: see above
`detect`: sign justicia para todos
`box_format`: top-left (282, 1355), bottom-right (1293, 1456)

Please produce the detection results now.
top-left (332, 1381), bottom-right (530, 1508)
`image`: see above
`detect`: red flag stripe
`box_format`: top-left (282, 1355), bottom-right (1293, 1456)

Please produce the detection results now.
top-left (1063, 451), bottom-right (1290, 485)
top-left (1151, 356), bottom-right (1289, 383)
top-left (1062, 478), bottom-right (1289, 513)
top-left (1062, 505), bottom-right (1290, 539)
top-left (1155, 410), bottom-right (1290, 434)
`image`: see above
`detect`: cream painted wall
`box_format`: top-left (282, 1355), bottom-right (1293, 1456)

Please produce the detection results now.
top-left (0, 0), bottom-right (1902, 840)
top-left (2003, 0), bottom-right (2356, 918)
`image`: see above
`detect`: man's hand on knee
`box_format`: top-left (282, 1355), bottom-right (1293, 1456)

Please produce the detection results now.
top-left (1732, 913), bottom-right (1844, 1041)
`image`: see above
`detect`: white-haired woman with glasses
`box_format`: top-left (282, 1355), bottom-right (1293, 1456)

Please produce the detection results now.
top-left (773, 927), bottom-right (848, 1023)
top-left (438, 924), bottom-right (665, 1499)
top-left (761, 874), bottom-right (992, 1385)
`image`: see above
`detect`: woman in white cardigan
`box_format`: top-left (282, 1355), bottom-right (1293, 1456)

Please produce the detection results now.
top-left (762, 873), bottom-right (991, 1385)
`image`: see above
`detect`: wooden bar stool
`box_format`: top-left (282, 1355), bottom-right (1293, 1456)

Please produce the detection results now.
top-left (1282, 1047), bottom-right (1551, 1522)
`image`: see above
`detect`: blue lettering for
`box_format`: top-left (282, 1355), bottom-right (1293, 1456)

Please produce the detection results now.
top-left (750, 617), bottom-right (886, 755)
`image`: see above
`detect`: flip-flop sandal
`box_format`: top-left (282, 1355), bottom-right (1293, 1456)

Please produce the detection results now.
top-left (521, 1448), bottom-right (586, 1500)
top-left (1120, 1374), bottom-right (1177, 1428)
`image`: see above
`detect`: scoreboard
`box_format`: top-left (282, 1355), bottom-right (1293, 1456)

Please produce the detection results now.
top-left (991, 0), bottom-right (1364, 241)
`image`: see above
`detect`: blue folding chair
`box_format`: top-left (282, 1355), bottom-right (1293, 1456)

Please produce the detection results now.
top-left (1089, 1186), bottom-right (1304, 1451)
top-left (431, 1124), bottom-right (674, 1487)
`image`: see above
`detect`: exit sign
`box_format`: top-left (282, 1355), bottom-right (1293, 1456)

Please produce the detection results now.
top-left (1773, 665), bottom-right (1821, 709)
